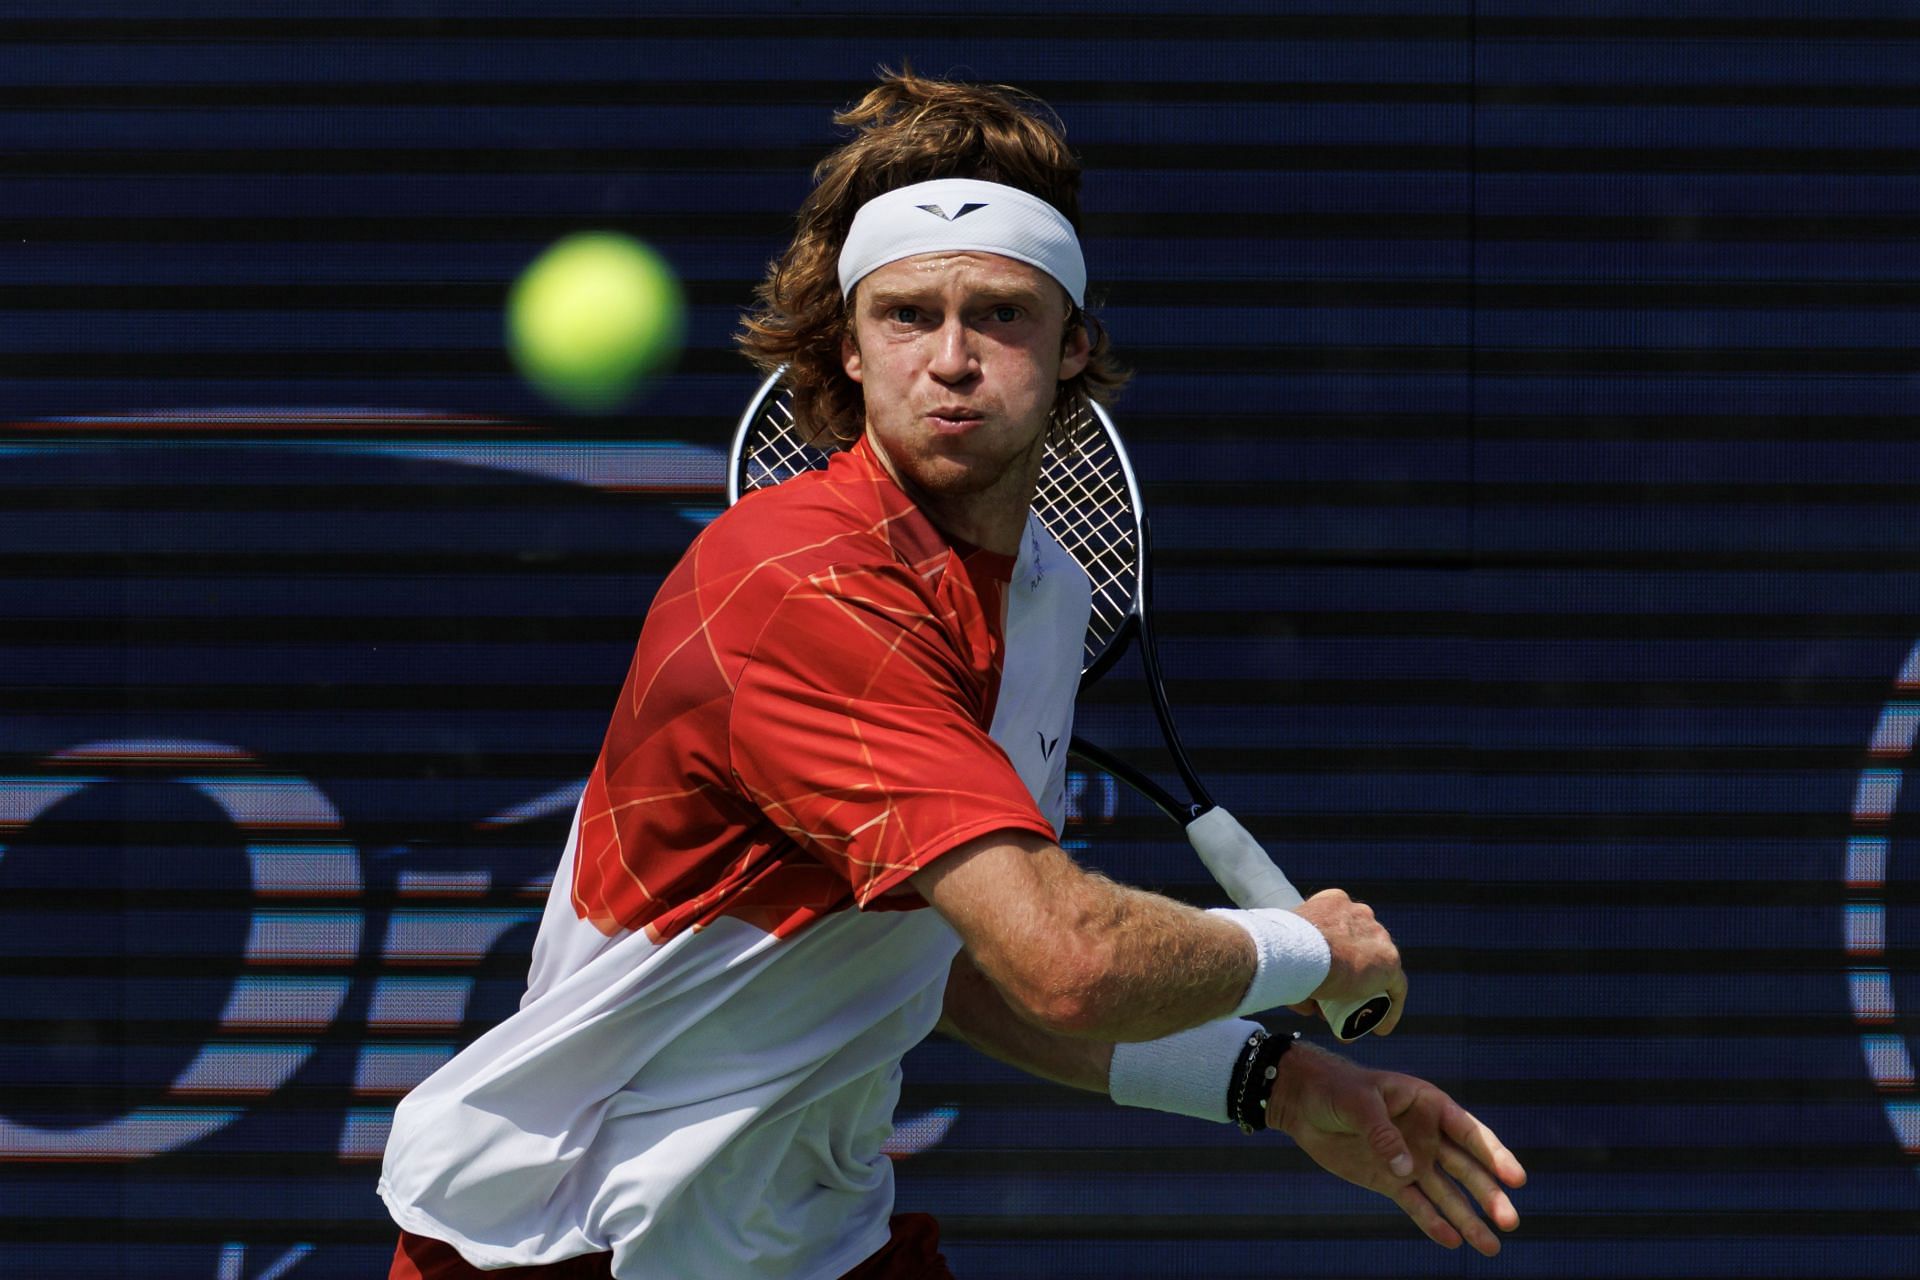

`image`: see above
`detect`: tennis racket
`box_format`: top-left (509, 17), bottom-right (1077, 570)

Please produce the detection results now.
top-left (728, 369), bottom-right (1392, 1041)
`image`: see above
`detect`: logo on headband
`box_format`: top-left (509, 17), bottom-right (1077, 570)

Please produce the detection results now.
top-left (916, 202), bottom-right (988, 221)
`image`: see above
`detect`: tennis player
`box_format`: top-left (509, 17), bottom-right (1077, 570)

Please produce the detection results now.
top-left (379, 70), bottom-right (1523, 1279)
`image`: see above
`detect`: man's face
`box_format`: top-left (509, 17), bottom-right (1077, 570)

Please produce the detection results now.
top-left (840, 251), bottom-right (1091, 502)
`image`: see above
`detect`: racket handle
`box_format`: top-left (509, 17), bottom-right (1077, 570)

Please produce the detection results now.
top-left (1184, 806), bottom-right (1393, 1043)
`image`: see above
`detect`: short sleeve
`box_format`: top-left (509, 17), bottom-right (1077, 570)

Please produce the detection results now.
top-left (730, 559), bottom-right (1058, 907)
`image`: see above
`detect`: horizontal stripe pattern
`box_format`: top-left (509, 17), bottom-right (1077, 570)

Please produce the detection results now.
top-left (4, 3), bottom-right (1919, 1275)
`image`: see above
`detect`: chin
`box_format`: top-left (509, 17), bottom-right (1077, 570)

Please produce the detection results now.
top-left (903, 456), bottom-right (1001, 497)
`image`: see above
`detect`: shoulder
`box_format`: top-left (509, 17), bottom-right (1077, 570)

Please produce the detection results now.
top-left (694, 453), bottom-right (955, 609)
top-left (641, 469), bottom-right (948, 685)
top-left (695, 486), bottom-right (914, 612)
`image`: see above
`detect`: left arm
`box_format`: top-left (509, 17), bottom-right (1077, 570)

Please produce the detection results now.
top-left (1270, 1041), bottom-right (1526, 1256)
top-left (938, 951), bottom-right (1526, 1257)
top-left (935, 949), bottom-right (1113, 1092)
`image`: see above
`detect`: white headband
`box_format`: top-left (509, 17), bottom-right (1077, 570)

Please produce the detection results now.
top-left (837, 178), bottom-right (1086, 308)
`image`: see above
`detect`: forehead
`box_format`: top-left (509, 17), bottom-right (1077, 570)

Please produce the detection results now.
top-left (856, 251), bottom-right (1060, 302)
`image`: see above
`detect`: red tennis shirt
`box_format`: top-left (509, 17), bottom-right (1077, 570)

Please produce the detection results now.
top-left (570, 434), bottom-right (1058, 943)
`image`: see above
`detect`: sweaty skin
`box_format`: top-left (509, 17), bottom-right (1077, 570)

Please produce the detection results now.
top-left (841, 251), bottom-right (1088, 554)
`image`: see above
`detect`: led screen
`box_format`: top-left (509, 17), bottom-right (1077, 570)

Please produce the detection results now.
top-left (4, 3), bottom-right (1918, 1276)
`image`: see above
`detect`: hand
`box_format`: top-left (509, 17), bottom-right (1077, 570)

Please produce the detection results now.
top-left (1291, 888), bottom-right (1406, 1035)
top-left (1267, 1041), bottom-right (1526, 1256)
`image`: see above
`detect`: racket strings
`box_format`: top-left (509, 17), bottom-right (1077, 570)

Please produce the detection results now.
top-left (1031, 404), bottom-right (1140, 669)
top-left (735, 392), bottom-right (1142, 673)
top-left (739, 396), bottom-right (839, 492)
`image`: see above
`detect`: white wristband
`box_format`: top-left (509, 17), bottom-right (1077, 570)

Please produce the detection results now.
top-left (1209, 907), bottom-right (1330, 1015)
top-left (1108, 1018), bottom-right (1263, 1123)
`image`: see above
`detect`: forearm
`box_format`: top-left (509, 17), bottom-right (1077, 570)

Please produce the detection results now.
top-left (1033, 866), bottom-right (1257, 1041)
top-left (945, 837), bottom-right (1255, 1041)
top-left (916, 830), bottom-right (1329, 1043)
top-left (936, 950), bottom-right (1114, 1093)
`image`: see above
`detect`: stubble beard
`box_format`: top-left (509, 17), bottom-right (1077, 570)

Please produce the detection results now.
top-left (906, 420), bottom-right (1046, 498)
top-left (869, 405), bottom-right (1051, 554)
top-left (892, 407), bottom-right (1053, 539)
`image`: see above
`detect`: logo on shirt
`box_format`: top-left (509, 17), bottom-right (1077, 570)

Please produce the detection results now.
top-left (1038, 732), bottom-right (1059, 761)
top-left (916, 202), bottom-right (988, 221)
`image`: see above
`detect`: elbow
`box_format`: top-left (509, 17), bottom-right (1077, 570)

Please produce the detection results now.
top-left (1004, 936), bottom-right (1117, 1038)
top-left (1028, 992), bottom-right (1106, 1038)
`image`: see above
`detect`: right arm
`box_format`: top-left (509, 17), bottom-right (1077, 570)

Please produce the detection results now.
top-left (910, 828), bottom-right (1402, 1042)
top-left (723, 555), bottom-right (1401, 1042)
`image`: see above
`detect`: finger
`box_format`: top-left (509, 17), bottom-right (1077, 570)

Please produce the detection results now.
top-left (1442, 1102), bottom-right (1527, 1187)
top-left (1419, 1164), bottom-right (1502, 1257)
top-left (1438, 1140), bottom-right (1520, 1232)
top-left (1373, 969), bottom-right (1406, 1037)
top-left (1351, 1083), bottom-right (1417, 1180)
top-left (1390, 1184), bottom-right (1462, 1250)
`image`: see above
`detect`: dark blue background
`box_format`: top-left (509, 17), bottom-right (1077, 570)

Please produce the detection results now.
top-left (3, 2), bottom-right (1918, 1276)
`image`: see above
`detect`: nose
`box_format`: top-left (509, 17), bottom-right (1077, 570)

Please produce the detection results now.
top-left (927, 315), bottom-right (978, 385)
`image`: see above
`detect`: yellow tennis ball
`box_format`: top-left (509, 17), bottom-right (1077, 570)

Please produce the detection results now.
top-left (507, 232), bottom-right (685, 413)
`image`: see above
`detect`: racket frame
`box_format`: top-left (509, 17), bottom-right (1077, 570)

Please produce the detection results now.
top-left (727, 368), bottom-right (837, 507)
top-left (1113, 507), bottom-right (1217, 818)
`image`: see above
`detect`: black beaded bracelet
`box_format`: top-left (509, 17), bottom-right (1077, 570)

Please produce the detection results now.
top-left (1227, 1029), bottom-right (1301, 1134)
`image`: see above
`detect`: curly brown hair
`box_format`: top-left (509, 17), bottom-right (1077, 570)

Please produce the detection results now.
top-left (736, 67), bottom-right (1128, 445)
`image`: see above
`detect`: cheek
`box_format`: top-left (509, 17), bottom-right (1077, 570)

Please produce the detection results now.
top-left (864, 339), bottom-right (931, 393)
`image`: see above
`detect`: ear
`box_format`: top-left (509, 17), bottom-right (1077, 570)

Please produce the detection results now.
top-left (1058, 316), bottom-right (1092, 382)
top-left (841, 324), bottom-right (863, 385)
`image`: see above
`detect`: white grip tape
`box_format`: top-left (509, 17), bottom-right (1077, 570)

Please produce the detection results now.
top-left (1186, 805), bottom-right (1392, 1042)
top-left (1185, 805), bottom-right (1303, 909)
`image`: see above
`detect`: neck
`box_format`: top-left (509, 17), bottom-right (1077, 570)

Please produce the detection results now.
top-left (866, 434), bottom-right (1043, 555)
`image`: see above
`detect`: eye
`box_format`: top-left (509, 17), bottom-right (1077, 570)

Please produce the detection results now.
top-left (992, 305), bottom-right (1021, 323)
top-left (890, 305), bottom-right (920, 325)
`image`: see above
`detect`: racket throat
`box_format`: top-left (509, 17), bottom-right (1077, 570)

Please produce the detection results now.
top-left (1132, 532), bottom-right (1215, 812)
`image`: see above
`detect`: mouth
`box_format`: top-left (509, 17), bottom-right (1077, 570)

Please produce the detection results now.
top-left (926, 407), bottom-right (985, 434)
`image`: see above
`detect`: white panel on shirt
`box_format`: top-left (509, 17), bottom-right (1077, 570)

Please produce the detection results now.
top-left (993, 514), bottom-right (1092, 835)
top-left (379, 514), bottom-right (1090, 1280)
